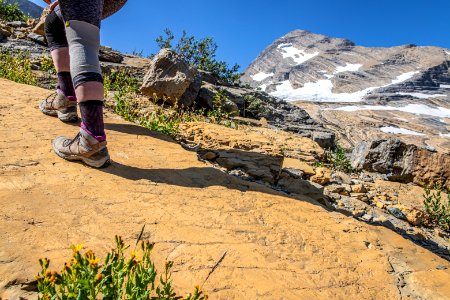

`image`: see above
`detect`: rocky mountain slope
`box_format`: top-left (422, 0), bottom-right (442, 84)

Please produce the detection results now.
top-left (242, 29), bottom-right (450, 103)
top-left (6, 0), bottom-right (43, 19)
top-left (1, 79), bottom-right (450, 299)
top-left (241, 30), bottom-right (450, 151)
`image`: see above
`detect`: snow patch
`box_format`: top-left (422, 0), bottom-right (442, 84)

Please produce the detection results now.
top-left (270, 71), bottom-right (420, 102)
top-left (380, 126), bottom-right (425, 136)
top-left (440, 132), bottom-right (450, 138)
top-left (334, 63), bottom-right (362, 74)
top-left (396, 92), bottom-right (447, 99)
top-left (390, 71), bottom-right (419, 85)
top-left (277, 43), bottom-right (319, 65)
top-left (446, 51), bottom-right (450, 56)
top-left (251, 72), bottom-right (274, 82)
top-left (271, 79), bottom-right (378, 102)
top-left (334, 104), bottom-right (450, 118)
top-left (395, 117), bottom-right (409, 122)
top-left (440, 84), bottom-right (450, 89)
top-left (258, 84), bottom-right (268, 92)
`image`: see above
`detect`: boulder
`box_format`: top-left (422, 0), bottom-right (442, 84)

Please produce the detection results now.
top-left (32, 7), bottom-right (50, 37)
top-left (179, 73), bottom-right (202, 108)
top-left (310, 167), bottom-right (331, 185)
top-left (214, 149), bottom-right (283, 184)
top-left (195, 83), bottom-right (242, 115)
top-left (99, 46), bottom-right (124, 63)
top-left (282, 158), bottom-right (315, 176)
top-left (196, 82), bottom-right (216, 110)
top-left (27, 32), bottom-right (46, 46)
top-left (277, 172), bottom-right (325, 202)
top-left (312, 131), bottom-right (336, 150)
top-left (0, 23), bottom-right (13, 40)
top-left (351, 139), bottom-right (450, 188)
top-left (6, 21), bottom-right (27, 28)
top-left (140, 49), bottom-right (197, 105)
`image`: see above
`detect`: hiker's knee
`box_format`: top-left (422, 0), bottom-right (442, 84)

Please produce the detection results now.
top-left (65, 20), bottom-right (103, 88)
top-left (44, 9), bottom-right (68, 51)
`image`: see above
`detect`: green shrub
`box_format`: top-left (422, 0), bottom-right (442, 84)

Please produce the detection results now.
top-left (104, 69), bottom-right (140, 95)
top-left (40, 54), bottom-right (56, 75)
top-left (0, 0), bottom-right (28, 22)
top-left (243, 95), bottom-right (270, 118)
top-left (0, 50), bottom-right (37, 85)
top-left (37, 236), bottom-right (208, 300)
top-left (423, 184), bottom-right (450, 231)
top-left (325, 145), bottom-right (354, 173)
top-left (155, 28), bottom-right (240, 84)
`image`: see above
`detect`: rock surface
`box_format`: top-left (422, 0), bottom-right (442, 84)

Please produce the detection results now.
top-left (2, 79), bottom-right (450, 299)
top-left (351, 139), bottom-right (450, 188)
top-left (140, 49), bottom-right (198, 105)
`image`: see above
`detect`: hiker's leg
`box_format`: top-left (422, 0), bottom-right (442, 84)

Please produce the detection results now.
top-left (59, 0), bottom-right (105, 138)
top-left (40, 8), bottom-right (78, 122)
top-left (44, 8), bottom-right (75, 97)
top-left (52, 0), bottom-right (110, 168)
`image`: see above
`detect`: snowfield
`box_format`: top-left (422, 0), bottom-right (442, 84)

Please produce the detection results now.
top-left (271, 71), bottom-right (420, 102)
top-left (251, 72), bottom-right (274, 82)
top-left (396, 92), bottom-right (447, 99)
top-left (334, 104), bottom-right (450, 118)
top-left (380, 126), bottom-right (425, 136)
top-left (277, 43), bottom-right (319, 65)
top-left (334, 63), bottom-right (362, 74)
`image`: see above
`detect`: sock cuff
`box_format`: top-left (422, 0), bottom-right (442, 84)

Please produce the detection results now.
top-left (79, 100), bottom-right (104, 106)
top-left (57, 71), bottom-right (71, 76)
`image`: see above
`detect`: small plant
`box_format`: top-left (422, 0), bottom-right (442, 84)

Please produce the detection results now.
top-left (0, 50), bottom-right (37, 85)
top-left (423, 184), bottom-right (450, 231)
top-left (325, 145), bottom-right (354, 173)
top-left (37, 236), bottom-right (208, 300)
top-left (0, 0), bottom-right (28, 22)
top-left (244, 95), bottom-right (269, 119)
top-left (40, 54), bottom-right (56, 75)
top-left (208, 89), bottom-right (237, 128)
top-left (105, 69), bottom-right (140, 94)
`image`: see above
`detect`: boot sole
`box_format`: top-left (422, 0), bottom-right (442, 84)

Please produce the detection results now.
top-left (53, 146), bottom-right (111, 168)
top-left (40, 107), bottom-right (79, 123)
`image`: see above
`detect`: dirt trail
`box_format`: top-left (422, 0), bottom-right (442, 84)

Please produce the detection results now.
top-left (0, 79), bottom-right (449, 299)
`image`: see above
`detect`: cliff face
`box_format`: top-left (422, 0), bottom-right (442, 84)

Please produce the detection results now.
top-left (241, 29), bottom-right (450, 104)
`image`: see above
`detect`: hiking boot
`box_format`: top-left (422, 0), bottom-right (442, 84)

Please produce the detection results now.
top-left (52, 127), bottom-right (110, 168)
top-left (39, 89), bottom-right (78, 122)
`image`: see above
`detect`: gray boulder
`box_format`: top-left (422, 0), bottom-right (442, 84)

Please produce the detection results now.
top-left (140, 49), bottom-right (197, 105)
top-left (351, 139), bottom-right (416, 183)
top-left (179, 72), bottom-right (202, 108)
top-left (99, 46), bottom-right (124, 63)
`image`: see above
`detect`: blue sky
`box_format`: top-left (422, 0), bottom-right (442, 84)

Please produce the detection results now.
top-left (30, 0), bottom-right (450, 71)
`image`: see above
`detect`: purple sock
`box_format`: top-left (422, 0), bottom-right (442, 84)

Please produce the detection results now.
top-left (79, 100), bottom-right (106, 141)
top-left (57, 72), bottom-right (76, 98)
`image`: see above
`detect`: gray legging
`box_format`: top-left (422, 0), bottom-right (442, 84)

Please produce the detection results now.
top-left (45, 0), bottom-right (126, 88)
